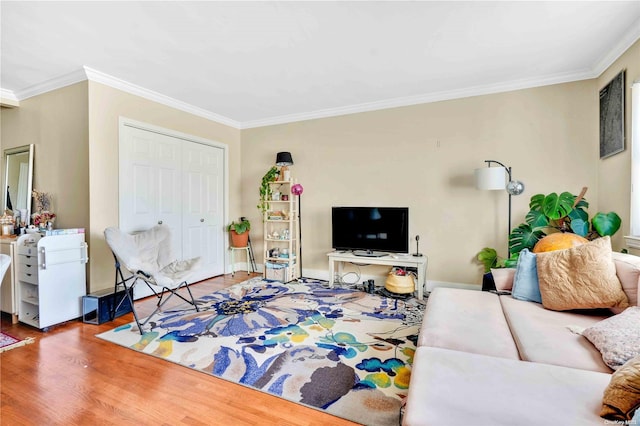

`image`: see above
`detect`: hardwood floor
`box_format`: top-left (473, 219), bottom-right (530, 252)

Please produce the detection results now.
top-left (0, 273), bottom-right (358, 425)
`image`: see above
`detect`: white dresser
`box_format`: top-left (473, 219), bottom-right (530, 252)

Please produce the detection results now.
top-left (17, 233), bottom-right (88, 330)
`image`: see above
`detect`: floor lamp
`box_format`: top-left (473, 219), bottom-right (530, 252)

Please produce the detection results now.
top-left (291, 183), bottom-right (304, 279)
top-left (474, 160), bottom-right (525, 257)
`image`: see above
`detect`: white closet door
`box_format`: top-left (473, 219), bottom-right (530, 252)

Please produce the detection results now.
top-left (182, 141), bottom-right (225, 281)
top-left (119, 126), bottom-right (182, 257)
top-left (119, 119), bottom-right (227, 297)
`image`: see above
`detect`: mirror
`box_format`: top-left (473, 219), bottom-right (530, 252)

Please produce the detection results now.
top-left (3, 144), bottom-right (34, 226)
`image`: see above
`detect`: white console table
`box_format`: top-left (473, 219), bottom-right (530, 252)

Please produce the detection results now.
top-left (327, 251), bottom-right (428, 300)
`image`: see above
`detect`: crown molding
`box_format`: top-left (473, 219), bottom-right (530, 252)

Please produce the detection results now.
top-left (0, 89), bottom-right (19, 107)
top-left (591, 17), bottom-right (640, 77)
top-left (83, 67), bottom-right (242, 129)
top-left (4, 66), bottom-right (242, 129)
top-left (240, 69), bottom-right (595, 129)
top-left (14, 68), bottom-right (87, 100)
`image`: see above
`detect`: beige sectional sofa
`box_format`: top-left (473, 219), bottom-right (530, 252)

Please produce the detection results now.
top-left (403, 251), bottom-right (640, 425)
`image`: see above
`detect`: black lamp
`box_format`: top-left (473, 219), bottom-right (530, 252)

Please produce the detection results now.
top-left (275, 152), bottom-right (294, 166)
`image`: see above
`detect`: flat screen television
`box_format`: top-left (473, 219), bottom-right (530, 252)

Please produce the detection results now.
top-left (331, 207), bottom-right (409, 256)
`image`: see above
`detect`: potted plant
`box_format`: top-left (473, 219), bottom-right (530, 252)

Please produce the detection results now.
top-left (227, 218), bottom-right (251, 247)
top-left (257, 166), bottom-right (280, 216)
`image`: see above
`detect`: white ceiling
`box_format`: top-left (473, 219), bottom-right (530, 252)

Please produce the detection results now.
top-left (2, 1), bottom-right (640, 129)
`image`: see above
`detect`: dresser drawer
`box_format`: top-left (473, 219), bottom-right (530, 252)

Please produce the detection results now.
top-left (17, 255), bottom-right (39, 284)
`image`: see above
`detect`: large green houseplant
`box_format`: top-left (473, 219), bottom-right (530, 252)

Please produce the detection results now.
top-left (508, 188), bottom-right (621, 254)
top-left (476, 187), bottom-right (622, 273)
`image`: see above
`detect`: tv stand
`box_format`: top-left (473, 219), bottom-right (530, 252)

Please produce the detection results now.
top-left (327, 251), bottom-right (428, 300)
top-left (352, 250), bottom-right (387, 258)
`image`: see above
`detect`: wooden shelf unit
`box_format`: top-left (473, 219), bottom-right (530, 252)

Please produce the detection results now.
top-left (263, 180), bottom-right (300, 282)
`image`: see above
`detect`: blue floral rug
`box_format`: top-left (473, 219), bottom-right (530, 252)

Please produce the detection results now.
top-left (97, 278), bottom-right (424, 426)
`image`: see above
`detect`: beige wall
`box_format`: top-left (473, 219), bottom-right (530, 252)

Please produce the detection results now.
top-left (242, 80), bottom-right (599, 286)
top-left (597, 38), bottom-right (640, 249)
top-left (2, 38), bottom-right (637, 292)
top-left (0, 82), bottom-right (90, 237)
top-left (87, 82), bottom-right (242, 292)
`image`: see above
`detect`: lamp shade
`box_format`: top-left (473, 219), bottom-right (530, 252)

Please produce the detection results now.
top-left (475, 166), bottom-right (506, 190)
top-left (275, 152), bottom-right (294, 166)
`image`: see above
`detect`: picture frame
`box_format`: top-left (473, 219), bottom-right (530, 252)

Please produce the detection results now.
top-left (599, 70), bottom-right (625, 159)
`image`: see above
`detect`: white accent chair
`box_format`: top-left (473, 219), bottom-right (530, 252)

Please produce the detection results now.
top-left (104, 225), bottom-right (202, 333)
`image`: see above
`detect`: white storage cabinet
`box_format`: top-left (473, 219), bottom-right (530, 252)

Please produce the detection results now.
top-left (17, 233), bottom-right (88, 330)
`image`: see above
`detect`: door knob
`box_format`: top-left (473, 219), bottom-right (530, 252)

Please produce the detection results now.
top-left (200, 218), bottom-right (204, 222)
top-left (158, 220), bottom-right (163, 225)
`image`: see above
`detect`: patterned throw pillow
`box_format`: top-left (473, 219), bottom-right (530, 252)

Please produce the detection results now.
top-left (601, 354), bottom-right (640, 421)
top-left (583, 307), bottom-right (640, 370)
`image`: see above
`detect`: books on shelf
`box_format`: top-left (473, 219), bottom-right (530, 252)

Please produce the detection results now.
top-left (44, 228), bottom-right (85, 236)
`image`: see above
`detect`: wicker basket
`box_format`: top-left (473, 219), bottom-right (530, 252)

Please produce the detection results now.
top-left (384, 273), bottom-right (415, 294)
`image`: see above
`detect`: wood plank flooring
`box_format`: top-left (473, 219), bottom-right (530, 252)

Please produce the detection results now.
top-left (0, 273), bottom-right (359, 425)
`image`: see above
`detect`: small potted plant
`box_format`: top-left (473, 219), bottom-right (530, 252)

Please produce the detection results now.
top-left (257, 166), bottom-right (280, 216)
top-left (227, 218), bottom-right (251, 247)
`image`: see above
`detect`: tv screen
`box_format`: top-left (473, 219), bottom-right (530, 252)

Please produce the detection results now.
top-left (332, 207), bottom-right (409, 255)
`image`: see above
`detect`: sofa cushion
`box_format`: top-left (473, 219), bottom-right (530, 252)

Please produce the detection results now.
top-left (403, 346), bottom-right (612, 426)
top-left (601, 354), bottom-right (640, 421)
top-left (582, 307), bottom-right (640, 370)
top-left (612, 251), bottom-right (640, 307)
top-left (500, 296), bottom-right (612, 373)
top-left (511, 248), bottom-right (542, 303)
top-left (417, 288), bottom-right (519, 359)
top-left (536, 237), bottom-right (629, 311)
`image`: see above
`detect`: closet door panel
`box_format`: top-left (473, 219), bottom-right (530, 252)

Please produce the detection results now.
top-left (182, 142), bottom-right (224, 281)
top-left (122, 127), bottom-right (157, 232)
top-left (120, 121), bottom-right (226, 291)
top-left (154, 133), bottom-right (183, 257)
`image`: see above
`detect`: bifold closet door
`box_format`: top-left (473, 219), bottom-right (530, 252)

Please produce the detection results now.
top-left (182, 142), bottom-right (225, 282)
top-left (119, 123), bottom-right (225, 292)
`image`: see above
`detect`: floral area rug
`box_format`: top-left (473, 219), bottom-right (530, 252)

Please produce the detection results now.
top-left (0, 331), bottom-right (35, 353)
top-left (96, 278), bottom-right (424, 426)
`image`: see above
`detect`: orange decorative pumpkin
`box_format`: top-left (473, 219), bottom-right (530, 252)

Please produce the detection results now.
top-left (532, 233), bottom-right (588, 253)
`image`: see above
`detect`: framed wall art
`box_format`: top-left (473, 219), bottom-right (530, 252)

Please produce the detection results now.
top-left (600, 70), bottom-right (625, 159)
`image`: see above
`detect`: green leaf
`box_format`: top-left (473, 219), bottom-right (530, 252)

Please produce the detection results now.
top-left (542, 192), bottom-right (574, 220)
top-left (503, 252), bottom-right (520, 269)
top-left (476, 247), bottom-right (498, 273)
top-left (509, 224), bottom-right (545, 253)
top-left (574, 197), bottom-right (589, 210)
top-left (592, 212), bottom-right (621, 237)
top-left (568, 207), bottom-right (588, 222)
top-left (525, 210), bottom-right (549, 229)
top-left (569, 218), bottom-right (589, 236)
top-left (529, 194), bottom-right (545, 211)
